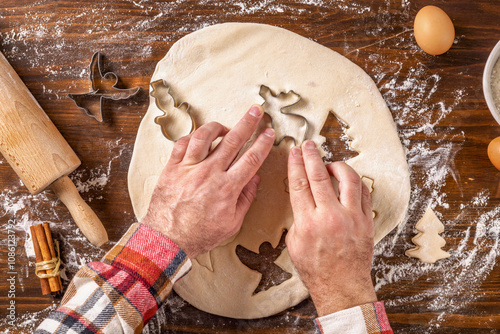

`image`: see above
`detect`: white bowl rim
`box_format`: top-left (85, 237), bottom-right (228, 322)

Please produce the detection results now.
top-left (483, 40), bottom-right (500, 125)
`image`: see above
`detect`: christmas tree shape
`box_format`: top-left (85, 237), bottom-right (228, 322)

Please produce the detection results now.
top-left (406, 206), bottom-right (451, 263)
top-left (320, 111), bottom-right (359, 162)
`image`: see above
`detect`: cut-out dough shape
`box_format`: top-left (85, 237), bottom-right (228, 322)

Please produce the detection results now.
top-left (406, 206), bottom-right (451, 263)
top-left (151, 79), bottom-right (196, 141)
top-left (236, 230), bottom-right (291, 294)
top-left (259, 85), bottom-right (308, 146)
top-left (128, 23), bottom-right (411, 319)
top-left (321, 111), bottom-right (359, 162)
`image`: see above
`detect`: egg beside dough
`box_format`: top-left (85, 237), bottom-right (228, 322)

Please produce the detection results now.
top-left (414, 5), bottom-right (455, 55)
top-left (488, 136), bottom-right (500, 171)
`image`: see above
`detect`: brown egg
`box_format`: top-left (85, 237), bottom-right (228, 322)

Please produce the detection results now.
top-left (414, 5), bottom-right (455, 55)
top-left (488, 136), bottom-right (500, 170)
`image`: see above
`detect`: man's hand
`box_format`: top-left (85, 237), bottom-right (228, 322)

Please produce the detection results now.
top-left (142, 105), bottom-right (275, 259)
top-left (286, 140), bottom-right (377, 316)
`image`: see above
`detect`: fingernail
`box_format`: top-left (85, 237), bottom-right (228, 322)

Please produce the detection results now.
top-left (291, 147), bottom-right (302, 156)
top-left (264, 127), bottom-right (275, 137)
top-left (249, 105), bottom-right (262, 117)
top-left (304, 140), bottom-right (316, 149)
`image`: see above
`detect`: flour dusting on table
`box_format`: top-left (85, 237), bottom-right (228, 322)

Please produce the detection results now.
top-left (365, 18), bottom-right (498, 333)
top-left (0, 186), bottom-right (109, 331)
top-left (0, 137), bottom-right (125, 331)
top-left (0, 0), bottom-right (498, 333)
top-left (71, 138), bottom-right (127, 201)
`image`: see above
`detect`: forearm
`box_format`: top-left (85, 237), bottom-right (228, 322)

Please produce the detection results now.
top-left (35, 223), bottom-right (191, 334)
top-left (308, 274), bottom-right (378, 316)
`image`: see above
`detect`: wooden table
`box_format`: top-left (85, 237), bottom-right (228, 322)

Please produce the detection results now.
top-left (0, 0), bottom-right (499, 332)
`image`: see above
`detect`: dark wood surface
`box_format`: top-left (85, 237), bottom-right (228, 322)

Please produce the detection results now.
top-left (0, 0), bottom-right (499, 333)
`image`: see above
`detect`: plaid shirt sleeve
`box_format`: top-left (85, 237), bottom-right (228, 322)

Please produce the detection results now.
top-left (315, 301), bottom-right (393, 334)
top-left (35, 223), bottom-right (192, 334)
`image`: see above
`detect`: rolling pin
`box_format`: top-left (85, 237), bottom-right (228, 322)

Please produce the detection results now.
top-left (0, 51), bottom-right (108, 247)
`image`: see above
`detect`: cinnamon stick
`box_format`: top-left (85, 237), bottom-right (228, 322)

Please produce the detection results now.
top-left (33, 224), bottom-right (60, 293)
top-left (30, 225), bottom-right (51, 295)
top-left (43, 223), bottom-right (63, 293)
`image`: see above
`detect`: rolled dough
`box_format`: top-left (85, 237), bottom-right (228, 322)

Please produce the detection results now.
top-left (128, 23), bottom-right (410, 319)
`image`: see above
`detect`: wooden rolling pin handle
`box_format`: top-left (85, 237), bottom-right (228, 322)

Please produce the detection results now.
top-left (51, 176), bottom-right (108, 247)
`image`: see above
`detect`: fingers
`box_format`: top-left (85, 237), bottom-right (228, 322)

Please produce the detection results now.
top-left (183, 122), bottom-right (228, 165)
top-left (285, 224), bottom-right (297, 255)
top-left (301, 141), bottom-right (338, 208)
top-left (287, 146), bottom-right (315, 213)
top-left (361, 182), bottom-right (373, 218)
top-left (168, 134), bottom-right (192, 164)
top-left (211, 105), bottom-right (265, 169)
top-left (235, 174), bottom-right (261, 219)
top-left (228, 127), bottom-right (275, 186)
top-left (326, 161), bottom-right (363, 212)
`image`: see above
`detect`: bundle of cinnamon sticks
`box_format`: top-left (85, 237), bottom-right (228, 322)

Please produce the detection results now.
top-left (30, 223), bottom-right (63, 295)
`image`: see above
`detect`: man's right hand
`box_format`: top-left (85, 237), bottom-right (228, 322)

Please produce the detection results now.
top-left (286, 140), bottom-right (377, 316)
top-left (141, 105), bottom-right (275, 259)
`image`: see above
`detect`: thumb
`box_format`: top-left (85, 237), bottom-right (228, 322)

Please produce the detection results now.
top-left (235, 175), bottom-right (260, 219)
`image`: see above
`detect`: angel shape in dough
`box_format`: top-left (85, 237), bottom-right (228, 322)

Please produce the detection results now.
top-left (235, 230), bottom-right (292, 294)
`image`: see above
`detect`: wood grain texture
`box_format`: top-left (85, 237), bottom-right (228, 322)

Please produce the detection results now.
top-left (0, 0), bottom-right (499, 333)
top-left (51, 176), bottom-right (108, 247)
top-left (0, 51), bottom-right (81, 194)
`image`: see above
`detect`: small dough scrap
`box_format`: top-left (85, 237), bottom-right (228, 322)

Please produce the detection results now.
top-left (406, 207), bottom-right (451, 263)
top-left (361, 176), bottom-right (374, 193)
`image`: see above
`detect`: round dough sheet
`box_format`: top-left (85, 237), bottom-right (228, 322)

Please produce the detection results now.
top-left (128, 23), bottom-right (410, 319)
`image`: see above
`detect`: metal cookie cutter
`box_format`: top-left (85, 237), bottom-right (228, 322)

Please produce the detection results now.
top-left (68, 52), bottom-right (141, 122)
top-left (259, 85), bottom-right (309, 146)
top-left (150, 79), bottom-right (197, 141)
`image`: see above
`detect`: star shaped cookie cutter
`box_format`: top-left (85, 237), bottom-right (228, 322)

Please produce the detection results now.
top-left (68, 52), bottom-right (141, 122)
top-left (259, 85), bottom-right (310, 146)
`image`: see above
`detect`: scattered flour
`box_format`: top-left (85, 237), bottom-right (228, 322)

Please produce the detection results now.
top-left (0, 1), bottom-right (497, 333)
top-left (374, 194), bottom-right (499, 315)
top-left (0, 137), bottom-right (124, 331)
top-left (0, 186), bottom-right (109, 331)
top-left (360, 11), bottom-right (498, 331)
top-left (71, 138), bottom-right (129, 201)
